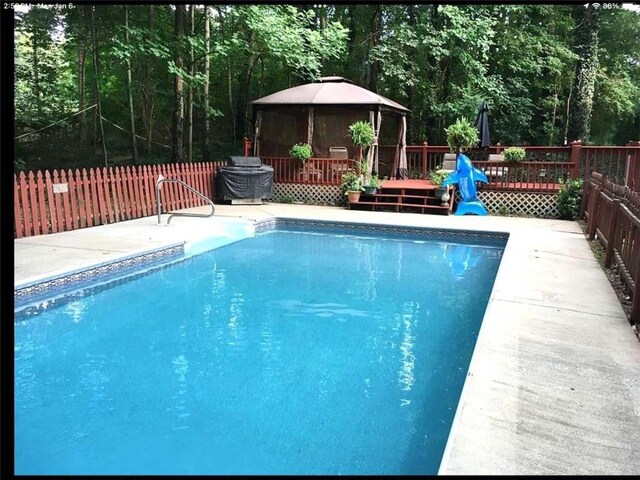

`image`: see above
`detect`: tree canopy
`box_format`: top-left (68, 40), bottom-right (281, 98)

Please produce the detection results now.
top-left (11, 3), bottom-right (640, 171)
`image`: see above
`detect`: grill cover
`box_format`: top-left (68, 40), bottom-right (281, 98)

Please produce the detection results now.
top-left (216, 156), bottom-right (274, 201)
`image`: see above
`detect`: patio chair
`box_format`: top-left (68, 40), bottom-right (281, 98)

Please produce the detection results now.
top-left (483, 153), bottom-right (509, 180)
top-left (329, 147), bottom-right (351, 181)
top-left (298, 160), bottom-right (324, 182)
top-left (441, 153), bottom-right (457, 173)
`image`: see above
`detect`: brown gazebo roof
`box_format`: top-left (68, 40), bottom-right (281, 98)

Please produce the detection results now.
top-left (252, 76), bottom-right (409, 113)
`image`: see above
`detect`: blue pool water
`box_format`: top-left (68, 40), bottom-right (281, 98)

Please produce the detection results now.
top-left (15, 226), bottom-right (504, 475)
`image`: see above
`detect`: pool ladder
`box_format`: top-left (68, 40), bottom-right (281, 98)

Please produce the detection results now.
top-left (156, 174), bottom-right (215, 225)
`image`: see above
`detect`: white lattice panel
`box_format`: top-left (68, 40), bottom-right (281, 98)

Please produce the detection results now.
top-left (454, 190), bottom-right (559, 217)
top-left (273, 183), bottom-right (342, 205)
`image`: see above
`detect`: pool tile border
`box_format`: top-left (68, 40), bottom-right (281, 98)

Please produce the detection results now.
top-left (255, 217), bottom-right (509, 243)
top-left (14, 244), bottom-right (184, 305)
top-left (15, 217), bottom-right (507, 307)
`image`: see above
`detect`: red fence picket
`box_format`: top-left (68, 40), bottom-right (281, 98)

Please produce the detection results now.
top-left (13, 162), bottom-right (220, 239)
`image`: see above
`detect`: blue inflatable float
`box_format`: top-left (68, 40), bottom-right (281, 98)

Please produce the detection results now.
top-left (442, 153), bottom-right (489, 216)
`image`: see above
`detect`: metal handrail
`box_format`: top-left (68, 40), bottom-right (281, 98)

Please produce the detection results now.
top-left (156, 174), bottom-right (215, 224)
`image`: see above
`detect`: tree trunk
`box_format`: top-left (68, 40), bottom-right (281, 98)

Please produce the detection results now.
top-left (406, 5), bottom-right (417, 142)
top-left (203, 5), bottom-right (211, 162)
top-left (140, 5), bottom-right (155, 153)
top-left (368, 5), bottom-right (381, 93)
top-left (186, 5), bottom-right (194, 163)
top-left (216, 5), bottom-right (235, 142)
top-left (171, 5), bottom-right (186, 164)
top-left (243, 52), bottom-right (260, 138)
top-left (568, 4), bottom-right (600, 144)
top-left (77, 7), bottom-right (88, 142)
top-left (32, 24), bottom-right (42, 120)
top-left (124, 5), bottom-right (138, 164)
top-left (90, 5), bottom-right (108, 166)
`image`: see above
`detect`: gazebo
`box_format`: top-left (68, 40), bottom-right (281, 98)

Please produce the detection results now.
top-left (251, 76), bottom-right (410, 179)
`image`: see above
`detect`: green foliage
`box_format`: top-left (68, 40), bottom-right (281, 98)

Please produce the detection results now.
top-left (502, 146), bottom-right (526, 163)
top-left (241, 5), bottom-right (348, 82)
top-left (14, 158), bottom-right (27, 172)
top-left (288, 142), bottom-right (312, 164)
top-left (445, 117), bottom-right (478, 152)
top-left (348, 121), bottom-right (375, 149)
top-left (363, 174), bottom-right (381, 188)
top-left (11, 4), bottom-right (640, 172)
top-left (497, 205), bottom-right (511, 216)
top-left (557, 177), bottom-right (584, 220)
top-left (278, 194), bottom-right (296, 204)
top-left (427, 169), bottom-right (448, 186)
top-left (340, 171), bottom-right (363, 194)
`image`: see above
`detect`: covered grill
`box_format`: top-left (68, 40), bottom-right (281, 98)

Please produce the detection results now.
top-left (215, 156), bottom-right (274, 204)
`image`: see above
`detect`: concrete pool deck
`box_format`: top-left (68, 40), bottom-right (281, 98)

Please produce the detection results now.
top-left (13, 203), bottom-right (640, 475)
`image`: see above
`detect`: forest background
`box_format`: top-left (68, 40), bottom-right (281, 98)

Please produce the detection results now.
top-left (11, 2), bottom-right (640, 172)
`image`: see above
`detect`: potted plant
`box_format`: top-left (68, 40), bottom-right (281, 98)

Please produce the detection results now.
top-left (428, 168), bottom-right (450, 200)
top-left (289, 142), bottom-right (313, 165)
top-left (502, 146), bottom-right (526, 163)
top-left (348, 120), bottom-right (375, 178)
top-left (362, 174), bottom-right (381, 195)
top-left (341, 171), bottom-right (364, 204)
top-left (445, 117), bottom-right (479, 155)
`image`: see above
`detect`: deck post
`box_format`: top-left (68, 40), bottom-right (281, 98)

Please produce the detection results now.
top-left (569, 140), bottom-right (582, 179)
top-left (633, 267), bottom-right (640, 326)
top-left (603, 198), bottom-right (620, 268)
top-left (578, 175), bottom-right (591, 220)
top-left (626, 140), bottom-right (640, 191)
top-left (242, 137), bottom-right (252, 157)
top-left (422, 142), bottom-right (428, 179)
top-left (586, 183), bottom-right (601, 240)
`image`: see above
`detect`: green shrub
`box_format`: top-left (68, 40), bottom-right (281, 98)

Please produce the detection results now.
top-left (445, 117), bottom-right (478, 153)
top-left (340, 171), bottom-right (362, 193)
top-left (427, 169), bottom-right (448, 186)
top-left (557, 177), bottom-right (584, 220)
top-left (502, 146), bottom-right (526, 163)
top-left (278, 194), bottom-right (296, 204)
top-left (338, 171), bottom-right (362, 206)
top-left (289, 143), bottom-right (313, 164)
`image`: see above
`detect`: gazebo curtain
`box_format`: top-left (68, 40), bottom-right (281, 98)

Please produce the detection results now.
top-left (365, 110), bottom-right (383, 176)
top-left (307, 107), bottom-right (314, 146)
top-left (253, 110), bottom-right (262, 156)
top-left (393, 116), bottom-right (408, 179)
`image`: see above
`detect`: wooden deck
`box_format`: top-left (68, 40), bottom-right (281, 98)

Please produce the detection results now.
top-left (349, 179), bottom-right (454, 215)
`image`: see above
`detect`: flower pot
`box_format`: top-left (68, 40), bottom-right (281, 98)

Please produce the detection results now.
top-left (362, 185), bottom-right (377, 195)
top-left (347, 191), bottom-right (362, 203)
top-left (434, 187), bottom-right (448, 199)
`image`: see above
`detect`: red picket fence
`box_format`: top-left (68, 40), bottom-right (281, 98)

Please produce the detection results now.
top-left (14, 162), bottom-right (221, 238)
top-left (581, 171), bottom-right (640, 326)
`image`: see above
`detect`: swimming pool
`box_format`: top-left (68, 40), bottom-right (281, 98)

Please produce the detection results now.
top-left (14, 219), bottom-right (506, 475)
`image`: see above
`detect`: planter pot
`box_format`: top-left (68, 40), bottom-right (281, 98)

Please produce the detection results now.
top-left (347, 191), bottom-right (362, 203)
top-left (362, 185), bottom-right (377, 195)
top-left (434, 187), bottom-right (448, 199)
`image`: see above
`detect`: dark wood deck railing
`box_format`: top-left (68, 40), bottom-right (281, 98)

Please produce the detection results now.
top-left (259, 157), bottom-right (355, 186)
top-left (581, 171), bottom-right (640, 326)
top-left (245, 137), bottom-right (640, 192)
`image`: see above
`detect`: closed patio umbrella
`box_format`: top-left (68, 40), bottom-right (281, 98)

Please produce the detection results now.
top-left (475, 101), bottom-right (491, 148)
